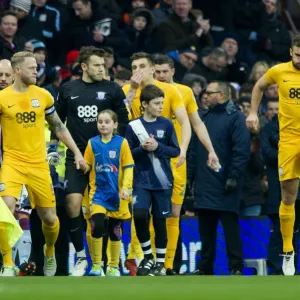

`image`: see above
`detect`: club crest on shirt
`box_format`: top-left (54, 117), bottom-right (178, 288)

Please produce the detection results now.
top-left (0, 183), bottom-right (5, 192)
top-left (96, 92), bottom-right (106, 101)
top-left (31, 99), bottom-right (40, 108)
top-left (39, 14), bottom-right (47, 22)
top-left (109, 150), bottom-right (116, 158)
top-left (156, 130), bottom-right (165, 138)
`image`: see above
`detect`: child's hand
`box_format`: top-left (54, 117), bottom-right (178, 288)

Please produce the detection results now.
top-left (79, 161), bottom-right (90, 174)
top-left (120, 189), bottom-right (130, 200)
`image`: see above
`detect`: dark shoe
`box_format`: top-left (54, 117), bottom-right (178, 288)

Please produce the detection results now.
top-left (166, 268), bottom-right (178, 276)
top-left (137, 258), bottom-right (155, 276)
top-left (154, 263), bottom-right (166, 276)
top-left (231, 269), bottom-right (242, 275)
top-left (190, 269), bottom-right (207, 275)
top-left (18, 261), bottom-right (36, 276)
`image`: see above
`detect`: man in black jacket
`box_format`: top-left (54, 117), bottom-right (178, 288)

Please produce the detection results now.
top-left (188, 81), bottom-right (250, 275)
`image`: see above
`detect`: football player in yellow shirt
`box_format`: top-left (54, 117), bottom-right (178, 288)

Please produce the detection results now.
top-left (122, 52), bottom-right (191, 273)
top-left (0, 51), bottom-right (84, 276)
top-left (246, 36), bottom-right (300, 276)
top-left (154, 55), bottom-right (219, 273)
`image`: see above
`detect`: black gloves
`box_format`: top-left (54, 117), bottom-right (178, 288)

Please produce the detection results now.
top-left (225, 178), bottom-right (237, 192)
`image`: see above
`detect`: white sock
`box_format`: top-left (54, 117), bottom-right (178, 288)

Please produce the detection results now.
top-left (18, 230), bottom-right (32, 264)
top-left (77, 249), bottom-right (86, 259)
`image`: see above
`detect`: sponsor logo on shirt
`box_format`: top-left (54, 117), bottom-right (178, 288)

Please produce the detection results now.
top-left (95, 163), bottom-right (118, 173)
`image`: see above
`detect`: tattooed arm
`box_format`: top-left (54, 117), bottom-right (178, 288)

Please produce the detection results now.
top-left (46, 111), bottom-right (84, 169)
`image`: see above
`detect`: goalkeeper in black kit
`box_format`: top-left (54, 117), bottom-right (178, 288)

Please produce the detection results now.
top-left (50, 46), bottom-right (128, 276)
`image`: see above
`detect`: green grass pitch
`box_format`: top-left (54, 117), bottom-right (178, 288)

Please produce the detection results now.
top-left (1, 276), bottom-right (300, 300)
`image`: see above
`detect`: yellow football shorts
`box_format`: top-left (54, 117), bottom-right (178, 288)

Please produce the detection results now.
top-left (0, 162), bottom-right (55, 208)
top-left (171, 159), bottom-right (187, 205)
top-left (278, 138), bottom-right (300, 181)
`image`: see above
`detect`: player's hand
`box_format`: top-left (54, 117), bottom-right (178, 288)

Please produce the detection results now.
top-left (246, 112), bottom-right (259, 132)
top-left (130, 71), bottom-right (143, 90)
top-left (142, 135), bottom-right (158, 152)
top-left (74, 151), bottom-right (85, 170)
top-left (207, 151), bottom-right (221, 172)
top-left (120, 189), bottom-right (130, 200)
top-left (176, 148), bottom-right (186, 167)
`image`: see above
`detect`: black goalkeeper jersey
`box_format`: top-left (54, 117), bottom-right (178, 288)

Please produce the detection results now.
top-left (53, 79), bottom-right (128, 159)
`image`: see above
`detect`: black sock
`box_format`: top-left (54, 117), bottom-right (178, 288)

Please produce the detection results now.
top-left (68, 215), bottom-right (85, 255)
top-left (153, 217), bottom-right (167, 264)
top-left (134, 212), bottom-right (153, 259)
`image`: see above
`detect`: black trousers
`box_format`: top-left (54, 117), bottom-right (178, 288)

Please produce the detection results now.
top-left (30, 206), bottom-right (69, 276)
top-left (197, 209), bottom-right (243, 274)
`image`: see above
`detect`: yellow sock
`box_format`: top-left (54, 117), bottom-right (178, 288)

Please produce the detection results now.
top-left (165, 217), bottom-right (180, 270)
top-left (0, 222), bottom-right (14, 266)
top-left (86, 220), bottom-right (93, 257)
top-left (107, 238), bottom-right (111, 264)
top-left (91, 237), bottom-right (103, 265)
top-left (149, 217), bottom-right (156, 259)
top-left (128, 220), bottom-right (143, 260)
top-left (279, 201), bottom-right (295, 253)
top-left (109, 240), bottom-right (121, 268)
top-left (42, 217), bottom-right (60, 257)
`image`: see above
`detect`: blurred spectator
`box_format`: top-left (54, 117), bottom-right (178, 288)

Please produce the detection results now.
top-left (264, 84), bottom-right (279, 100)
top-left (239, 96), bottom-right (251, 118)
top-left (229, 84), bottom-right (238, 102)
top-left (151, 0), bottom-right (173, 25)
top-left (181, 73), bottom-right (207, 104)
top-left (29, 0), bottom-right (63, 64)
top-left (114, 69), bottom-right (132, 87)
top-left (123, 0), bottom-right (148, 24)
top-left (103, 46), bottom-right (115, 78)
top-left (221, 33), bottom-right (248, 85)
top-left (187, 81), bottom-right (250, 275)
top-left (240, 134), bottom-right (265, 217)
top-left (44, 69), bottom-right (62, 99)
top-left (254, 0), bottom-right (291, 63)
top-left (61, 61), bottom-right (82, 84)
top-left (260, 98), bottom-right (278, 128)
top-left (10, 0), bottom-right (44, 41)
top-left (119, 8), bottom-right (155, 60)
top-left (66, 0), bottom-right (125, 53)
top-left (233, 0), bottom-right (268, 66)
top-left (195, 0), bottom-right (235, 45)
top-left (59, 49), bottom-right (79, 80)
top-left (167, 47), bottom-right (199, 82)
top-left (193, 47), bottom-right (227, 82)
top-left (154, 0), bottom-right (213, 53)
top-left (239, 82), bottom-right (253, 98)
top-left (248, 61), bottom-right (269, 83)
top-left (96, 0), bottom-right (122, 24)
top-left (0, 11), bottom-right (31, 60)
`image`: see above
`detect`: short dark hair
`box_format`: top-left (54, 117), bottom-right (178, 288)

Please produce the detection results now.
top-left (72, 0), bottom-right (90, 5)
top-left (154, 55), bottom-right (175, 69)
top-left (78, 46), bottom-right (106, 65)
top-left (266, 98), bottom-right (279, 106)
top-left (115, 69), bottom-right (132, 81)
top-left (130, 52), bottom-right (154, 65)
top-left (0, 11), bottom-right (17, 24)
top-left (292, 35), bottom-right (300, 48)
top-left (210, 47), bottom-right (227, 60)
top-left (210, 80), bottom-right (230, 98)
top-left (140, 84), bottom-right (164, 104)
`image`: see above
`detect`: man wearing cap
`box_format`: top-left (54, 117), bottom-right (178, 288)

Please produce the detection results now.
top-left (10, 0), bottom-right (44, 41)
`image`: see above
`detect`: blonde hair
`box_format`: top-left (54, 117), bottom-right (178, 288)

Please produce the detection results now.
top-left (98, 109), bottom-right (118, 135)
top-left (249, 61), bottom-right (270, 82)
top-left (11, 51), bottom-right (35, 70)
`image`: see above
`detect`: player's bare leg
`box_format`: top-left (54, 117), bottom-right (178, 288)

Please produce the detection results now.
top-left (280, 178), bottom-right (299, 276)
top-left (66, 193), bottom-right (88, 276)
top-left (36, 206), bottom-right (59, 276)
top-left (0, 196), bottom-right (19, 276)
top-left (165, 203), bottom-right (181, 275)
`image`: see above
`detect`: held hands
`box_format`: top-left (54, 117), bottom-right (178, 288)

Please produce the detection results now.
top-left (196, 17), bottom-right (210, 34)
top-left (120, 188), bottom-right (132, 200)
top-left (142, 134), bottom-right (158, 152)
top-left (74, 151), bottom-right (86, 170)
